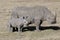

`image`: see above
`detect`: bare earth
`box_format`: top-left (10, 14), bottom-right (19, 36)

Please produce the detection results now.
top-left (0, 0), bottom-right (60, 40)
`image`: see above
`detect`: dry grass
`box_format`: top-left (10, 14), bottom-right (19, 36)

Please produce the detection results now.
top-left (0, 30), bottom-right (60, 40)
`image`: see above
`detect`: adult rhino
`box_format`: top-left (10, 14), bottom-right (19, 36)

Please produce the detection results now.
top-left (11, 6), bottom-right (56, 31)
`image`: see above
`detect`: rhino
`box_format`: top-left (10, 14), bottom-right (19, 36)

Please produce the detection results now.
top-left (11, 6), bottom-right (56, 31)
top-left (7, 17), bottom-right (28, 32)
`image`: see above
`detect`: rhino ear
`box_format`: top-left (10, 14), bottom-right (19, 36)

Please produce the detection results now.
top-left (26, 16), bottom-right (28, 19)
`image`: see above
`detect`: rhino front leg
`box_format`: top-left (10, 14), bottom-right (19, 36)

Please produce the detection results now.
top-left (34, 19), bottom-right (40, 31)
top-left (17, 25), bottom-right (21, 32)
top-left (35, 19), bottom-right (43, 31)
top-left (35, 24), bottom-right (40, 31)
top-left (19, 25), bottom-right (24, 32)
top-left (21, 24), bottom-right (28, 32)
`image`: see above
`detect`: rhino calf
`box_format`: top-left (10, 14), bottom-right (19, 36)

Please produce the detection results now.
top-left (7, 17), bottom-right (28, 32)
top-left (11, 6), bottom-right (56, 31)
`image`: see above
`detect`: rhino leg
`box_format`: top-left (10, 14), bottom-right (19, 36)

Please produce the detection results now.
top-left (19, 25), bottom-right (24, 32)
top-left (8, 24), bottom-right (13, 32)
top-left (35, 19), bottom-right (43, 31)
top-left (39, 20), bottom-right (43, 30)
top-left (20, 24), bottom-right (28, 32)
top-left (34, 19), bottom-right (40, 31)
top-left (10, 27), bottom-right (13, 32)
top-left (36, 25), bottom-right (40, 31)
top-left (17, 25), bottom-right (21, 32)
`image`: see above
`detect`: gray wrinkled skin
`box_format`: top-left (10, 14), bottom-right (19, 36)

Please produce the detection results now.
top-left (11, 6), bottom-right (56, 31)
top-left (7, 17), bottom-right (28, 32)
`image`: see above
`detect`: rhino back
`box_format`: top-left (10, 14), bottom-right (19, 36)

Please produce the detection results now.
top-left (11, 6), bottom-right (53, 20)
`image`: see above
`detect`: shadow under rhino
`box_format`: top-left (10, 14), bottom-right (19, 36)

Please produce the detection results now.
top-left (12, 26), bottom-right (60, 32)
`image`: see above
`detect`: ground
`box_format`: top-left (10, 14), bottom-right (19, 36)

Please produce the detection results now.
top-left (0, 0), bottom-right (60, 40)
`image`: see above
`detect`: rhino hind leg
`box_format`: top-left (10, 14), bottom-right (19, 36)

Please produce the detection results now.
top-left (8, 27), bottom-right (13, 32)
top-left (9, 28), bottom-right (13, 32)
top-left (8, 24), bottom-right (13, 32)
